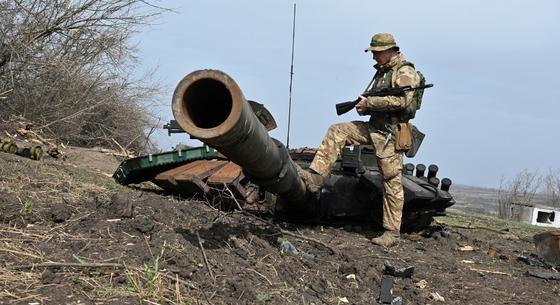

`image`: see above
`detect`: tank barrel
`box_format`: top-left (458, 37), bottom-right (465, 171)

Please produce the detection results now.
top-left (171, 69), bottom-right (307, 204)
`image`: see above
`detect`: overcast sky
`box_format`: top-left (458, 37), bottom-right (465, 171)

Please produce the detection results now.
top-left (136, 0), bottom-right (560, 189)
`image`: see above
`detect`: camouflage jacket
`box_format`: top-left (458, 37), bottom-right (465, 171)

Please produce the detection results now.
top-left (365, 53), bottom-right (421, 130)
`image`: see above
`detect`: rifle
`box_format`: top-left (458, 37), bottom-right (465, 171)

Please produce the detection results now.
top-left (335, 84), bottom-right (433, 115)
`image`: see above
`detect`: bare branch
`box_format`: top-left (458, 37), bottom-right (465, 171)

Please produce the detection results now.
top-left (0, 0), bottom-right (167, 153)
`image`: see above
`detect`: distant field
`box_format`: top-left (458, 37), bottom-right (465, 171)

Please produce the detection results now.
top-left (450, 184), bottom-right (501, 215)
top-left (450, 184), bottom-right (556, 216)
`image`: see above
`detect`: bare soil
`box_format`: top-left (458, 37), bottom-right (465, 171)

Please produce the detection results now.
top-left (1, 148), bottom-right (559, 305)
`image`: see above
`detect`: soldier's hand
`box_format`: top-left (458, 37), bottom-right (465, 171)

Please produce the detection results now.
top-left (355, 96), bottom-right (367, 115)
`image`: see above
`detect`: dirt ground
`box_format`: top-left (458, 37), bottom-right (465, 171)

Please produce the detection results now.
top-left (1, 148), bottom-right (559, 305)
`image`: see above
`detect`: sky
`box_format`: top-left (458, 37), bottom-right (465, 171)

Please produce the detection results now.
top-left (135, 0), bottom-right (560, 189)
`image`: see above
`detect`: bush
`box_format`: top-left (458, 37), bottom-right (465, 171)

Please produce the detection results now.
top-left (498, 169), bottom-right (541, 219)
top-left (498, 169), bottom-right (560, 219)
top-left (544, 169), bottom-right (560, 208)
top-left (0, 0), bottom-right (166, 154)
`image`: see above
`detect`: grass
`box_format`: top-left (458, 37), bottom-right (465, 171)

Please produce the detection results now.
top-left (436, 209), bottom-right (552, 240)
top-left (0, 154), bottom-right (118, 205)
top-left (19, 201), bottom-right (33, 215)
top-left (142, 255), bottom-right (162, 297)
top-left (256, 285), bottom-right (297, 304)
top-left (257, 292), bottom-right (271, 304)
top-left (0, 151), bottom-right (196, 305)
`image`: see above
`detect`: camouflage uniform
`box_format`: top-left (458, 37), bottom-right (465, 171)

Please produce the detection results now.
top-left (309, 33), bottom-right (421, 233)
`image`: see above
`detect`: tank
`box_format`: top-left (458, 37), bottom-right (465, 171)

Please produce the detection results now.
top-left (287, 146), bottom-right (454, 231)
top-left (114, 69), bottom-right (455, 232)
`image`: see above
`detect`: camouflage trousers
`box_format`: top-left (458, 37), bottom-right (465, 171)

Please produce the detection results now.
top-left (309, 121), bottom-right (404, 231)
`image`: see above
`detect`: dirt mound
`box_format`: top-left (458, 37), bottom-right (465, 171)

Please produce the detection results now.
top-left (1, 150), bottom-right (559, 304)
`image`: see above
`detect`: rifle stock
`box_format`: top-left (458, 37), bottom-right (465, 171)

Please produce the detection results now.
top-left (335, 98), bottom-right (360, 115)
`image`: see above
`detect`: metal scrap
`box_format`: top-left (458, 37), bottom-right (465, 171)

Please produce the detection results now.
top-left (383, 260), bottom-right (415, 278)
top-left (378, 276), bottom-right (403, 305)
top-left (527, 271), bottom-right (560, 280)
top-left (517, 254), bottom-right (556, 269)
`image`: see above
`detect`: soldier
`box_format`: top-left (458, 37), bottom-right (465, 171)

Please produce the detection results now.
top-left (299, 33), bottom-right (422, 247)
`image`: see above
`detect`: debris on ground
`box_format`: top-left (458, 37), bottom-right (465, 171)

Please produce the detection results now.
top-left (468, 267), bottom-right (512, 276)
top-left (383, 260), bottom-right (415, 278)
top-left (279, 238), bottom-right (299, 255)
top-left (517, 254), bottom-right (557, 269)
top-left (533, 230), bottom-right (560, 265)
top-left (487, 243), bottom-right (498, 258)
top-left (1, 137), bottom-right (43, 160)
top-left (428, 292), bottom-right (445, 302)
top-left (379, 276), bottom-right (403, 305)
top-left (527, 271), bottom-right (560, 280)
top-left (1, 145), bottom-right (560, 304)
top-left (1, 120), bottom-right (60, 159)
top-left (457, 245), bottom-right (475, 251)
top-left (415, 279), bottom-right (429, 289)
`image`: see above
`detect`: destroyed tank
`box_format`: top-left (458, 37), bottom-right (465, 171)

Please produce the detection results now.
top-left (113, 69), bottom-right (454, 232)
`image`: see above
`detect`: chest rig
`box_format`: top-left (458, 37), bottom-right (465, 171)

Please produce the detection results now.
top-left (366, 60), bottom-right (418, 130)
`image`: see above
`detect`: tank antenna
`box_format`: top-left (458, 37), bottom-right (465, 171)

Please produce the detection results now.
top-left (286, 3), bottom-right (296, 149)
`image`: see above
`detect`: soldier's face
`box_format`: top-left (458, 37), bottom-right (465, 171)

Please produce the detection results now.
top-left (372, 50), bottom-right (393, 65)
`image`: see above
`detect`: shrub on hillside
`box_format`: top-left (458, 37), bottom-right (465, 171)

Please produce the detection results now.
top-left (0, 0), bottom-right (166, 154)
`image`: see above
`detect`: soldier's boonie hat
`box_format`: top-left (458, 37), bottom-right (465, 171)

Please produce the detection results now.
top-left (364, 33), bottom-right (399, 52)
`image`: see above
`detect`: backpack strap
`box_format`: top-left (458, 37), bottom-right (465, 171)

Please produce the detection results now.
top-left (392, 60), bottom-right (425, 120)
top-left (390, 61), bottom-right (415, 84)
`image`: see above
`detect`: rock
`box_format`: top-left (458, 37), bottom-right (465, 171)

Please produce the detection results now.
top-left (340, 263), bottom-right (357, 275)
top-left (279, 238), bottom-right (299, 255)
top-left (109, 192), bottom-right (134, 218)
top-left (132, 217), bottom-right (154, 233)
top-left (41, 269), bottom-right (62, 284)
top-left (49, 204), bottom-right (72, 223)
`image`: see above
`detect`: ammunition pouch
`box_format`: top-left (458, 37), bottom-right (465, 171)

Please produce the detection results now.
top-left (395, 123), bottom-right (412, 152)
top-left (404, 125), bottom-right (425, 158)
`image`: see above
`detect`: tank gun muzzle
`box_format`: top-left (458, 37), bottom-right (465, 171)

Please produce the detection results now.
top-left (171, 69), bottom-right (308, 204)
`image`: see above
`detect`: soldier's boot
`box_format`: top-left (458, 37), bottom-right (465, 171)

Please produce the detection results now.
top-left (294, 164), bottom-right (325, 193)
top-left (371, 230), bottom-right (400, 247)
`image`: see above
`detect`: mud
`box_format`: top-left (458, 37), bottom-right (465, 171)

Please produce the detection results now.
top-left (0, 149), bottom-right (559, 304)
